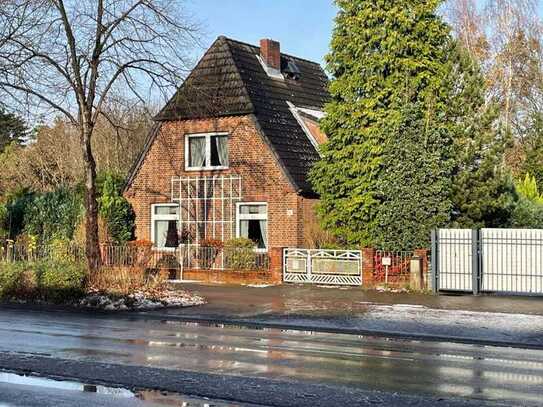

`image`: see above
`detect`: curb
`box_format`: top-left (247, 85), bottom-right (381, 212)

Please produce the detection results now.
top-left (130, 311), bottom-right (543, 351)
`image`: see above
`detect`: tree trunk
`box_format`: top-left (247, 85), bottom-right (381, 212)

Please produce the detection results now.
top-left (81, 124), bottom-right (101, 274)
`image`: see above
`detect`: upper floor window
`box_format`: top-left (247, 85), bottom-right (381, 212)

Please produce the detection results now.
top-left (185, 133), bottom-right (229, 171)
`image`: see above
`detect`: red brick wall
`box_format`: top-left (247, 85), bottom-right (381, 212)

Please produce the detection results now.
top-left (124, 114), bottom-right (311, 248)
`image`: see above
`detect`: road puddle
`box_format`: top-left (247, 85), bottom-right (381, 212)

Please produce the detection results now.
top-left (0, 371), bottom-right (250, 406)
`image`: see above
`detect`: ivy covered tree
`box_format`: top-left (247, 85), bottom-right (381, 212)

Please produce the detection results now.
top-left (373, 102), bottom-right (453, 249)
top-left (310, 0), bottom-right (457, 249)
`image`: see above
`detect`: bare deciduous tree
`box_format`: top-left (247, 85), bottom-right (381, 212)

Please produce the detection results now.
top-left (446, 0), bottom-right (543, 140)
top-left (0, 1), bottom-right (199, 272)
top-left (445, 0), bottom-right (489, 63)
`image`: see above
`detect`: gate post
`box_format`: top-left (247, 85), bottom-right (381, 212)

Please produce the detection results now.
top-left (306, 250), bottom-right (312, 283)
top-left (471, 229), bottom-right (480, 295)
top-left (362, 247), bottom-right (375, 287)
top-left (269, 247), bottom-right (284, 284)
top-left (431, 230), bottom-right (438, 294)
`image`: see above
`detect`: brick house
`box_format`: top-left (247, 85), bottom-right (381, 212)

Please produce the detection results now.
top-left (124, 36), bottom-right (329, 253)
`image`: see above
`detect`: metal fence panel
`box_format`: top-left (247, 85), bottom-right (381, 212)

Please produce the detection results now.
top-left (436, 229), bottom-right (473, 292)
top-left (283, 249), bottom-right (362, 286)
top-left (481, 229), bottom-right (543, 294)
top-left (433, 228), bottom-right (543, 296)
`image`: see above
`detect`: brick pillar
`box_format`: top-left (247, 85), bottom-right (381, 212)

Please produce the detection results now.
top-left (269, 247), bottom-right (284, 285)
top-left (414, 248), bottom-right (429, 289)
top-left (362, 247), bottom-right (376, 287)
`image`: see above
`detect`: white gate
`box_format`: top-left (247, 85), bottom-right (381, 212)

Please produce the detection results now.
top-left (432, 228), bottom-right (543, 295)
top-left (283, 248), bottom-right (362, 286)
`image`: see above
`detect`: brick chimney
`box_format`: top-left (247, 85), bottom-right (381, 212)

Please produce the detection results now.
top-left (260, 39), bottom-right (280, 70)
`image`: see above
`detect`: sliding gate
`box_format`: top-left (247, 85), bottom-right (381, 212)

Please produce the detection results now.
top-left (432, 228), bottom-right (543, 295)
top-left (283, 248), bottom-right (362, 286)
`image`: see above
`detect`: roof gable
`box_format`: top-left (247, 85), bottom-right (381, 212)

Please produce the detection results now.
top-left (152, 36), bottom-right (330, 197)
top-left (156, 37), bottom-right (254, 120)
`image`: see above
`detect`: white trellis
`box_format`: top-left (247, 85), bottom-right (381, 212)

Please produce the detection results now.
top-left (171, 175), bottom-right (242, 244)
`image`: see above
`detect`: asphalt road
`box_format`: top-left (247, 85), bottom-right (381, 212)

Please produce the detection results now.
top-left (0, 308), bottom-right (542, 406)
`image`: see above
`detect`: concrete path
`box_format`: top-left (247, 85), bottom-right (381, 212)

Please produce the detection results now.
top-left (0, 308), bottom-right (540, 406)
top-left (152, 283), bottom-right (543, 348)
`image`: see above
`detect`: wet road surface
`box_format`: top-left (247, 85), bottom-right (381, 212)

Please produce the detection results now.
top-left (0, 308), bottom-right (542, 406)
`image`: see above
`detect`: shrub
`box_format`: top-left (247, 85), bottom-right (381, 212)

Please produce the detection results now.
top-left (98, 172), bottom-right (135, 244)
top-left (224, 237), bottom-right (254, 249)
top-left (511, 196), bottom-right (543, 228)
top-left (224, 238), bottom-right (257, 270)
top-left (36, 259), bottom-right (86, 303)
top-left (303, 219), bottom-right (342, 249)
top-left (4, 189), bottom-right (35, 239)
top-left (73, 215), bottom-right (111, 246)
top-left (48, 237), bottom-right (83, 263)
top-left (0, 261), bottom-right (36, 299)
top-left (88, 266), bottom-right (168, 297)
top-left (0, 203), bottom-right (8, 239)
top-left (516, 173), bottom-right (543, 205)
top-left (24, 187), bottom-right (83, 243)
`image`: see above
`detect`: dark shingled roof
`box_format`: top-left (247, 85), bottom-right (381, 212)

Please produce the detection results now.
top-left (151, 36), bottom-right (329, 196)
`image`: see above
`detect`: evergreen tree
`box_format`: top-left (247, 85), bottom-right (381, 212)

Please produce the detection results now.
top-left (521, 112), bottom-right (543, 188)
top-left (447, 46), bottom-right (516, 229)
top-left (0, 108), bottom-right (28, 152)
top-left (310, 0), bottom-right (456, 248)
top-left (97, 172), bottom-right (135, 244)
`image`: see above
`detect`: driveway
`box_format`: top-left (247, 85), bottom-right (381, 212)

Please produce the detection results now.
top-left (167, 283), bottom-right (543, 317)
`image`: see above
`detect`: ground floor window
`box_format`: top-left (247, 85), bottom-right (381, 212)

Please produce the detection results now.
top-left (151, 204), bottom-right (179, 249)
top-left (236, 203), bottom-right (268, 251)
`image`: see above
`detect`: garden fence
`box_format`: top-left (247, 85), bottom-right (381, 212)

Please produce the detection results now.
top-left (0, 240), bottom-right (269, 274)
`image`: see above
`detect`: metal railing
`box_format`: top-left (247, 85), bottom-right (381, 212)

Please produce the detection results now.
top-left (178, 245), bottom-right (269, 272)
top-left (0, 240), bottom-right (269, 273)
top-left (374, 250), bottom-right (415, 285)
top-left (0, 239), bottom-right (85, 263)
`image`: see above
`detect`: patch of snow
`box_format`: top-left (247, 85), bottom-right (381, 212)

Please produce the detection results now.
top-left (364, 303), bottom-right (543, 345)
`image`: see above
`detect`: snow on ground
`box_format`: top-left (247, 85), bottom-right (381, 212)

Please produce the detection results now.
top-left (358, 303), bottom-right (543, 346)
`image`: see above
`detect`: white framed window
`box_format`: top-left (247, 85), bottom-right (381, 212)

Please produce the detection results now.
top-left (184, 132), bottom-right (229, 171)
top-left (236, 203), bottom-right (268, 251)
top-left (151, 203), bottom-right (179, 250)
